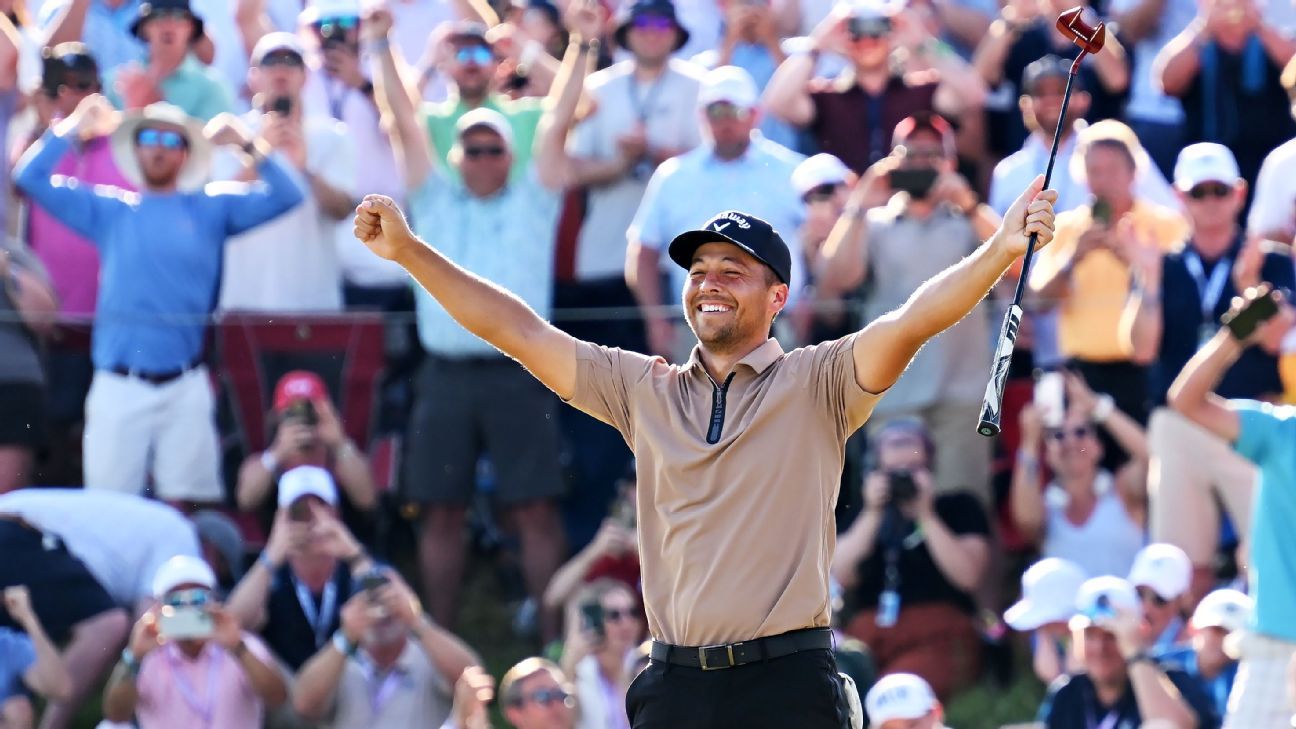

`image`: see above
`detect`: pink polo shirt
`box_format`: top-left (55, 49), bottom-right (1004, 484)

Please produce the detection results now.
top-left (135, 634), bottom-right (271, 729)
top-left (23, 134), bottom-right (132, 317)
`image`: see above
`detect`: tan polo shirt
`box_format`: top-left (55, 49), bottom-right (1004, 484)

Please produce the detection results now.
top-left (566, 334), bottom-right (880, 646)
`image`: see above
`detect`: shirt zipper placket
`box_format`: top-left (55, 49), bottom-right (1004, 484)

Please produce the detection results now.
top-left (705, 372), bottom-right (737, 444)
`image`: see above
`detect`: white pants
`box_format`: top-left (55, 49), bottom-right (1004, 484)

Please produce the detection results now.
top-left (1224, 631), bottom-right (1296, 728)
top-left (82, 367), bottom-right (223, 502)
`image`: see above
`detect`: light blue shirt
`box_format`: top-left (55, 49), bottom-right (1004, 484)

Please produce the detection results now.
top-left (0, 629), bottom-right (35, 701)
top-left (104, 54), bottom-right (235, 122)
top-left (1233, 400), bottom-right (1296, 641)
top-left (692, 42), bottom-right (801, 151)
top-left (14, 129), bottom-right (304, 372)
top-left (38, 0), bottom-right (143, 73)
top-left (629, 135), bottom-right (806, 299)
top-left (410, 168), bottom-right (560, 357)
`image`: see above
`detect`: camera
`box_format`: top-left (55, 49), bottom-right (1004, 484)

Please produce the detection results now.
top-left (270, 96), bottom-right (293, 116)
top-left (887, 470), bottom-right (917, 504)
top-left (283, 399), bottom-right (318, 427)
top-left (888, 168), bottom-right (939, 198)
top-left (848, 15), bottom-right (892, 40)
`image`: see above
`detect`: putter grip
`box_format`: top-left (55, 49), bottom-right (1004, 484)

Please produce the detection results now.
top-left (977, 305), bottom-right (1023, 437)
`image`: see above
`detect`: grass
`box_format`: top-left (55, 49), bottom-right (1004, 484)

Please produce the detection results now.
top-left (946, 670), bottom-right (1048, 729)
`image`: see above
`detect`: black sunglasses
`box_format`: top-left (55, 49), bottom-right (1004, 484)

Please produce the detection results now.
top-left (1046, 425), bottom-right (1094, 442)
top-left (63, 78), bottom-right (101, 92)
top-left (509, 687), bottom-right (571, 708)
top-left (1188, 182), bottom-right (1232, 200)
top-left (259, 51), bottom-right (304, 68)
top-left (603, 607), bottom-right (636, 622)
top-left (1137, 586), bottom-right (1169, 607)
top-left (803, 183), bottom-right (843, 203)
top-left (463, 145), bottom-right (507, 159)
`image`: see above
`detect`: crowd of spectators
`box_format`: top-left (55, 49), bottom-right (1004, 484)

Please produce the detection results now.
top-left (0, 0), bottom-right (1295, 726)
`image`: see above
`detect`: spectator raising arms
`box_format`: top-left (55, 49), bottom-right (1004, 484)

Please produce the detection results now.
top-left (0, 586), bottom-right (72, 729)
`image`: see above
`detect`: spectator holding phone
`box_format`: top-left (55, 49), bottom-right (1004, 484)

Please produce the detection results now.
top-left (832, 420), bottom-right (990, 699)
top-left (559, 580), bottom-right (644, 729)
top-left (1010, 372), bottom-right (1148, 581)
top-left (0, 586), bottom-right (72, 729)
top-left (104, 556), bottom-right (287, 729)
top-left (1127, 543), bottom-right (1194, 656)
top-left (235, 370), bottom-right (376, 527)
top-left (228, 466), bottom-right (375, 673)
top-left (292, 567), bottom-right (479, 729)
top-left (1166, 283), bottom-right (1296, 727)
top-left (815, 113), bottom-right (999, 505)
top-left (216, 32), bottom-right (357, 313)
top-left (543, 482), bottom-right (640, 613)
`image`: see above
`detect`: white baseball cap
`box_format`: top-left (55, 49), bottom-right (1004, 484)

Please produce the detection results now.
top-left (792, 154), bottom-right (852, 196)
top-left (1173, 143), bottom-right (1241, 191)
top-left (251, 32), bottom-right (306, 66)
top-left (300, 0), bottom-right (361, 25)
top-left (277, 465), bottom-right (339, 509)
top-left (456, 107), bottom-right (515, 150)
top-left (1128, 543), bottom-right (1192, 601)
top-left (152, 555), bottom-right (217, 598)
top-left (865, 673), bottom-right (937, 724)
top-left (845, 0), bottom-right (904, 19)
top-left (697, 66), bottom-right (759, 110)
top-left (1004, 558), bottom-right (1088, 631)
top-left (1070, 576), bottom-right (1141, 630)
top-left (1191, 589), bottom-right (1253, 633)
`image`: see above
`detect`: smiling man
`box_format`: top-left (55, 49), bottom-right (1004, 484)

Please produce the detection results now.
top-left (354, 153), bottom-right (1055, 725)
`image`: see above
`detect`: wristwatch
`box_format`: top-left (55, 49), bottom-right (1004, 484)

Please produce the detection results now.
top-left (1125, 651), bottom-right (1156, 667)
top-left (120, 648), bottom-right (141, 677)
top-left (332, 629), bottom-right (359, 658)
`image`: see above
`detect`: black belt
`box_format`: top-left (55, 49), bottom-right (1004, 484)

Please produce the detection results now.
top-left (650, 628), bottom-right (833, 671)
top-left (106, 356), bottom-right (203, 385)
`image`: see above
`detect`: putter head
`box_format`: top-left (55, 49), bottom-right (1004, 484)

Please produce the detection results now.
top-left (1056, 7), bottom-right (1106, 54)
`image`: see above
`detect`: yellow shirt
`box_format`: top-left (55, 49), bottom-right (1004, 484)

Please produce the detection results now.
top-left (1031, 201), bottom-right (1189, 362)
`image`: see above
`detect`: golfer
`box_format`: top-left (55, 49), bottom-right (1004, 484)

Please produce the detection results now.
top-left (354, 176), bottom-right (1057, 727)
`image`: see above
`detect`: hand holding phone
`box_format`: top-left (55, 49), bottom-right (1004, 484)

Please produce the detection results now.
top-left (1221, 284), bottom-right (1283, 341)
top-left (1034, 370), bottom-right (1066, 429)
top-left (580, 601), bottom-right (605, 641)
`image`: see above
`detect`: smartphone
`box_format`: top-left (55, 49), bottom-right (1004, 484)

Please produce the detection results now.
top-left (1091, 198), bottom-right (1111, 226)
top-left (358, 569), bottom-right (389, 595)
top-left (1221, 285), bottom-right (1282, 340)
top-left (270, 96), bottom-right (293, 116)
top-left (848, 15), bottom-right (891, 40)
top-left (888, 168), bottom-right (939, 198)
top-left (283, 399), bottom-right (319, 427)
top-left (158, 605), bottom-right (214, 641)
top-left (1034, 370), bottom-right (1066, 428)
top-left (580, 602), bottom-right (605, 640)
top-left (288, 499), bottom-right (313, 523)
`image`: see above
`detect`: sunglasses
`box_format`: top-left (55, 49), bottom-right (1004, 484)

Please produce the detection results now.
top-left (454, 45), bottom-right (496, 66)
top-left (1137, 586), bottom-right (1170, 607)
top-left (705, 102), bottom-right (749, 121)
top-left (631, 14), bottom-right (677, 31)
top-left (316, 15), bottom-right (359, 32)
top-left (510, 687), bottom-right (572, 708)
top-left (803, 183), bottom-right (843, 203)
top-left (63, 78), bottom-right (101, 92)
top-left (136, 128), bottom-right (188, 150)
top-left (1187, 182), bottom-right (1232, 200)
top-left (1046, 425), bottom-right (1094, 442)
top-left (163, 588), bottom-right (212, 608)
top-left (463, 145), bottom-right (507, 159)
top-left (260, 51), bottom-right (304, 68)
top-left (603, 607), bottom-right (637, 622)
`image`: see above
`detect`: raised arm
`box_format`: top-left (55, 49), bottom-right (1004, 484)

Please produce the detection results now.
top-left (814, 164), bottom-right (892, 295)
top-left (1089, 33), bottom-right (1130, 94)
top-left (1168, 329), bottom-right (1245, 443)
top-left (764, 7), bottom-right (848, 127)
top-left (1009, 403), bottom-right (1046, 543)
top-left (851, 175), bottom-right (1057, 393)
top-left (294, 595), bottom-right (371, 721)
top-left (1113, 0), bottom-right (1168, 44)
top-left (1153, 20), bottom-right (1205, 97)
top-left (365, 8), bottom-right (435, 190)
top-left (535, 2), bottom-right (602, 192)
top-left (41, 0), bottom-right (90, 49)
top-left (354, 195), bottom-right (579, 399)
top-left (234, 0), bottom-right (274, 61)
top-left (1120, 240), bottom-right (1164, 365)
top-left (5, 588), bottom-right (71, 702)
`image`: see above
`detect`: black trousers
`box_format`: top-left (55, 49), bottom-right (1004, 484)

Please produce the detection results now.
top-left (627, 648), bottom-right (851, 729)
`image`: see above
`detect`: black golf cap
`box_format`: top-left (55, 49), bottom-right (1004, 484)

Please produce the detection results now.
top-left (1022, 55), bottom-right (1084, 95)
top-left (41, 42), bottom-right (99, 95)
top-left (668, 211), bottom-right (792, 285)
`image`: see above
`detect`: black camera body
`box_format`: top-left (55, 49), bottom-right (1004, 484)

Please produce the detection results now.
top-left (887, 470), bottom-right (918, 504)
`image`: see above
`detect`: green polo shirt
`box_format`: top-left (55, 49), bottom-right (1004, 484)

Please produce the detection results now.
top-left (106, 54), bottom-right (234, 122)
top-left (422, 94), bottom-right (544, 179)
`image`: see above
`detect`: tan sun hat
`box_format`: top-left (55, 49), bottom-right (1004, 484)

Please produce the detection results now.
top-left (109, 102), bottom-right (211, 192)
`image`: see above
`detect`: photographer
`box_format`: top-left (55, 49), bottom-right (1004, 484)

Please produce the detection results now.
top-left (831, 420), bottom-right (990, 700)
top-left (235, 370), bottom-right (376, 529)
top-left (292, 568), bottom-right (479, 729)
top-left (542, 484), bottom-right (640, 613)
top-left (217, 32), bottom-right (357, 313)
top-left (103, 556), bottom-right (287, 729)
top-left (815, 113), bottom-right (999, 505)
top-left (1167, 283), bottom-right (1296, 727)
top-left (558, 580), bottom-right (644, 729)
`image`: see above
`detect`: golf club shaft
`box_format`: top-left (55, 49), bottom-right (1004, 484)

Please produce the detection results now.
top-left (977, 58), bottom-right (1085, 437)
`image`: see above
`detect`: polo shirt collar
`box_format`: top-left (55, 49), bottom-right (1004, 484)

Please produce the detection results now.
top-left (685, 338), bottom-right (785, 378)
top-left (451, 94), bottom-right (506, 116)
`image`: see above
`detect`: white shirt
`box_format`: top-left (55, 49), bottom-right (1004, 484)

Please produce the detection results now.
top-left (0, 489), bottom-right (201, 607)
top-left (630, 135), bottom-right (807, 300)
top-left (1248, 137), bottom-right (1296, 237)
top-left (389, 0), bottom-right (458, 103)
top-left (217, 113), bottom-right (355, 312)
top-left (569, 58), bottom-right (704, 281)
top-left (302, 66), bottom-right (409, 287)
top-left (326, 639), bottom-right (453, 729)
top-left (1042, 471), bottom-right (1146, 579)
top-left (1108, 0), bottom-right (1195, 124)
top-left (190, 0), bottom-right (303, 111)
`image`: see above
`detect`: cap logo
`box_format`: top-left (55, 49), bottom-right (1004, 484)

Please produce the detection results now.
top-left (712, 222), bottom-right (730, 232)
top-left (712, 212), bottom-right (751, 230)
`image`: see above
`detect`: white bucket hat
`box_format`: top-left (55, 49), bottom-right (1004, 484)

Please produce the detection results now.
top-left (109, 102), bottom-right (211, 192)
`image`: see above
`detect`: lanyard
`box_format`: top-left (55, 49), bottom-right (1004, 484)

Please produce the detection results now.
top-left (627, 71), bottom-right (667, 124)
top-left (358, 656), bottom-right (406, 716)
top-left (292, 574), bottom-right (338, 649)
top-left (165, 644), bottom-right (220, 728)
top-left (1183, 249), bottom-right (1232, 322)
top-left (323, 77), bottom-right (350, 121)
top-left (1083, 682), bottom-right (1122, 729)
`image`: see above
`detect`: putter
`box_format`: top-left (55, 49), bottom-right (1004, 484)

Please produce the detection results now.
top-left (976, 8), bottom-right (1106, 437)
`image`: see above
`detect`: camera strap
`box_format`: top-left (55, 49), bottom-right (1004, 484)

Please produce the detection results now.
top-left (165, 644), bottom-right (220, 727)
top-left (292, 574), bottom-right (339, 649)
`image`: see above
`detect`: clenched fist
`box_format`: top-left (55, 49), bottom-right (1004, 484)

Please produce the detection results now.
top-left (353, 194), bottom-right (417, 261)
